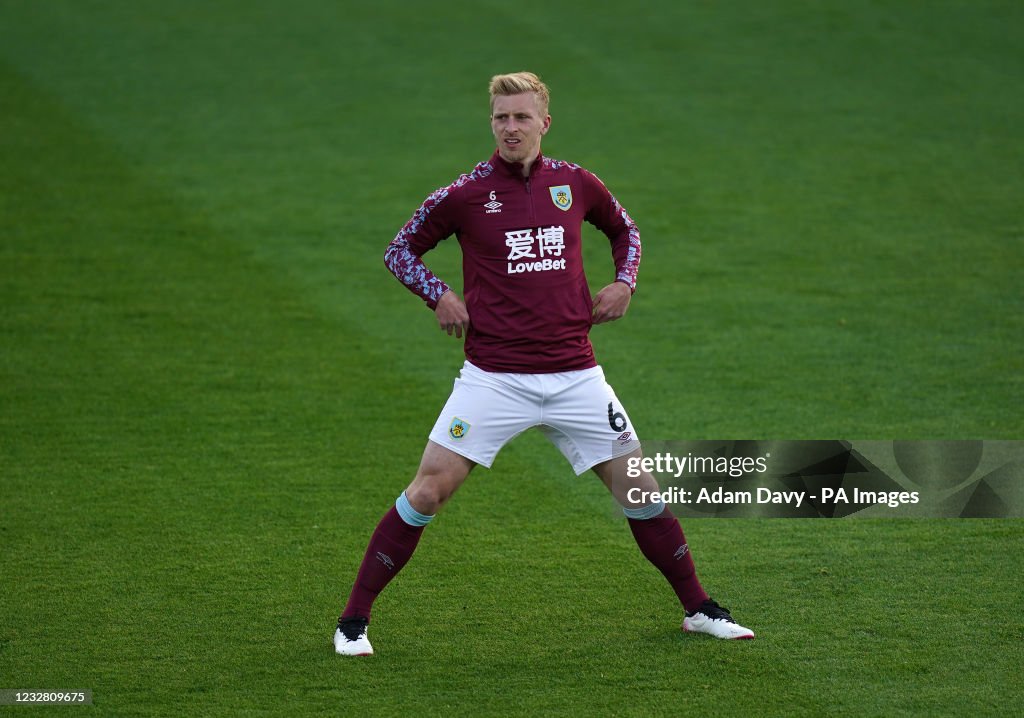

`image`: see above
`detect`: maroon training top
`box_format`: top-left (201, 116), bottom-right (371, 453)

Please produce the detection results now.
top-left (384, 150), bottom-right (641, 373)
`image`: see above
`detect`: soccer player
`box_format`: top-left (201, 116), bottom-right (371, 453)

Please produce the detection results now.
top-left (334, 72), bottom-right (753, 656)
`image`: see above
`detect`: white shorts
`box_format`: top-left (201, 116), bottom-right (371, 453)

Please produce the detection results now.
top-left (428, 361), bottom-right (640, 475)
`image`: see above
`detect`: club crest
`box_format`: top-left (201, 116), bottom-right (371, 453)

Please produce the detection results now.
top-left (549, 185), bottom-right (572, 211)
top-left (449, 417), bottom-right (470, 440)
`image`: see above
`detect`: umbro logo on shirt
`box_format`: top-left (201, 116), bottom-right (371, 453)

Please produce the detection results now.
top-left (484, 190), bottom-right (502, 214)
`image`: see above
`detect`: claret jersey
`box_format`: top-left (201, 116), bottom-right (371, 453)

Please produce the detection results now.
top-left (385, 150), bottom-right (641, 373)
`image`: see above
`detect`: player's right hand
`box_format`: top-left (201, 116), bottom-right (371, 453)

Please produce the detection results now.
top-left (435, 290), bottom-right (471, 338)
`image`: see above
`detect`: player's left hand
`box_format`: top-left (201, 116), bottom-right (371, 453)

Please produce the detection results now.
top-left (591, 281), bottom-right (631, 324)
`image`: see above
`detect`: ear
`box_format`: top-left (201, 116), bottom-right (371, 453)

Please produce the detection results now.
top-left (541, 114), bottom-right (552, 135)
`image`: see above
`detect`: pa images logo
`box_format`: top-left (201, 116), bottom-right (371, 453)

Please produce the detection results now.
top-left (449, 417), bottom-right (470, 440)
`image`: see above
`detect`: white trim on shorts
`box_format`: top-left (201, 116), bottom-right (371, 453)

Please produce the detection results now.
top-left (427, 361), bottom-right (640, 475)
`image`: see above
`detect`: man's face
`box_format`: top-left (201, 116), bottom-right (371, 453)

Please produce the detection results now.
top-left (490, 92), bottom-right (551, 165)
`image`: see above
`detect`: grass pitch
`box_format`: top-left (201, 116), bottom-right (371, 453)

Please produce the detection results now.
top-left (1, 1), bottom-right (1022, 715)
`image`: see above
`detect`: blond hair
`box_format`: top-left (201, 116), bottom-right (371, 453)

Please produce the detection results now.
top-left (489, 71), bottom-right (550, 114)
